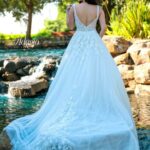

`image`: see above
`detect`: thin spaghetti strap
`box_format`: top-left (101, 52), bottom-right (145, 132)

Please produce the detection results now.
top-left (72, 4), bottom-right (77, 18)
top-left (96, 5), bottom-right (100, 19)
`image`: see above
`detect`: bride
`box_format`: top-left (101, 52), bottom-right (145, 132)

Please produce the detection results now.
top-left (1, 0), bottom-right (140, 149)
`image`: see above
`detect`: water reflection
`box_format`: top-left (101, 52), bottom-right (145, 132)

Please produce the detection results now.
top-left (0, 93), bottom-right (45, 131)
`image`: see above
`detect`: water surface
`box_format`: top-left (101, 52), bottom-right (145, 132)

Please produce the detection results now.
top-left (0, 48), bottom-right (65, 60)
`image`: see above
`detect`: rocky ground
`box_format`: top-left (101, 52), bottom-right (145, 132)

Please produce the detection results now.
top-left (0, 56), bottom-right (61, 97)
top-left (103, 36), bottom-right (150, 129)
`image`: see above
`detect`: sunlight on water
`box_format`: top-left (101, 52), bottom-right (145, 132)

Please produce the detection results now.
top-left (0, 49), bottom-right (65, 60)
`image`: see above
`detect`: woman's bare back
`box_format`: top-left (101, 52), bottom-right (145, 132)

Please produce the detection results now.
top-left (75, 3), bottom-right (99, 26)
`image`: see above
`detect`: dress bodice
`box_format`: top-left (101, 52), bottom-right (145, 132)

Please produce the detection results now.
top-left (72, 4), bottom-right (100, 31)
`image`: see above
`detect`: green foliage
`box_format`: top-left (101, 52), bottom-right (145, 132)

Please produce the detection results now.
top-left (107, 0), bottom-right (150, 39)
top-left (46, 0), bottom-right (77, 32)
top-left (32, 29), bottom-right (51, 40)
top-left (34, 0), bottom-right (77, 39)
top-left (0, 33), bottom-right (25, 40)
top-left (0, 0), bottom-right (58, 39)
top-left (44, 16), bottom-right (68, 33)
top-left (5, 0), bottom-right (55, 20)
top-left (0, 0), bottom-right (7, 14)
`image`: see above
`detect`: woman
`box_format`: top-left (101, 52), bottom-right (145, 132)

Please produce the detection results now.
top-left (2, 0), bottom-right (140, 149)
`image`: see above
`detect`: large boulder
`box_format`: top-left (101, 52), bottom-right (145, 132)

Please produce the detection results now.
top-left (14, 57), bottom-right (29, 69)
top-left (134, 63), bottom-right (150, 84)
top-left (135, 84), bottom-right (150, 97)
top-left (14, 57), bottom-right (39, 69)
top-left (16, 68), bottom-right (27, 76)
top-left (0, 59), bottom-right (4, 67)
top-left (16, 64), bottom-right (33, 76)
top-left (8, 78), bottom-right (48, 97)
top-left (3, 60), bottom-right (16, 73)
top-left (2, 72), bottom-right (19, 81)
top-left (0, 131), bottom-right (11, 150)
top-left (127, 40), bottom-right (150, 65)
top-left (135, 94), bottom-right (150, 128)
top-left (129, 94), bottom-right (139, 123)
top-left (117, 64), bottom-right (134, 87)
top-left (23, 64), bottom-right (33, 75)
top-left (114, 53), bottom-right (134, 65)
top-left (103, 36), bottom-right (132, 56)
top-left (43, 64), bottom-right (56, 74)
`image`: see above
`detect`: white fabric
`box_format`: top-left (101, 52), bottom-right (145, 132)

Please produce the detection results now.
top-left (3, 3), bottom-right (140, 150)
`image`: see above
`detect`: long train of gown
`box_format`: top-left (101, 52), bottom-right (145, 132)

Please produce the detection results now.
top-left (3, 4), bottom-right (140, 150)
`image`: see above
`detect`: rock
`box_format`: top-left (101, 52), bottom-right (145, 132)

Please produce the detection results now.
top-left (0, 82), bottom-right (8, 93)
top-left (0, 130), bottom-right (11, 150)
top-left (129, 94), bottom-right (139, 123)
top-left (23, 64), bottom-right (33, 75)
top-left (103, 36), bottom-right (132, 56)
top-left (126, 87), bottom-right (134, 94)
top-left (42, 56), bottom-right (58, 65)
top-left (135, 94), bottom-right (150, 128)
top-left (137, 48), bottom-right (150, 64)
top-left (126, 80), bottom-right (136, 94)
top-left (21, 71), bottom-right (47, 81)
top-left (134, 63), bottom-right (150, 84)
top-left (16, 68), bottom-right (26, 76)
top-left (114, 53), bottom-right (134, 65)
top-left (128, 80), bottom-right (136, 90)
top-left (0, 67), bottom-right (5, 76)
top-left (43, 64), bottom-right (56, 74)
top-left (14, 57), bottom-right (39, 69)
top-left (127, 40), bottom-right (150, 65)
top-left (118, 64), bottom-right (134, 87)
top-left (0, 59), bottom-right (4, 67)
top-left (8, 78), bottom-right (48, 97)
top-left (135, 84), bottom-right (150, 97)
top-left (14, 57), bottom-right (29, 69)
top-left (3, 60), bottom-right (16, 73)
top-left (29, 67), bottom-right (36, 75)
top-left (2, 72), bottom-right (19, 81)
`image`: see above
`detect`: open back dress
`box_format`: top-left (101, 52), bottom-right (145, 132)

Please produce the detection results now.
top-left (3, 3), bottom-right (140, 150)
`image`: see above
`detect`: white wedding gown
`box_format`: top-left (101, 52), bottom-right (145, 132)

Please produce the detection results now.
top-left (3, 4), bottom-right (140, 150)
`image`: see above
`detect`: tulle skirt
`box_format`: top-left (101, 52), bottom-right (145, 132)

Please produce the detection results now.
top-left (3, 30), bottom-right (140, 150)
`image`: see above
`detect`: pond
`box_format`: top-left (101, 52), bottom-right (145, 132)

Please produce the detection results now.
top-left (0, 48), bottom-right (150, 150)
top-left (0, 48), bottom-right (65, 60)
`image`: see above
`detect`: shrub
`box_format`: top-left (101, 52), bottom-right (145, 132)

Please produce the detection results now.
top-left (107, 0), bottom-right (150, 39)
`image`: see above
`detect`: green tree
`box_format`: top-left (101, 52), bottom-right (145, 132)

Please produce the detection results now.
top-left (0, 0), bottom-right (7, 14)
top-left (39, 0), bottom-right (77, 35)
top-left (5, 0), bottom-right (57, 39)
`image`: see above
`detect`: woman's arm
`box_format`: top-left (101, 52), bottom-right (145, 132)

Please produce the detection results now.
top-left (66, 5), bottom-right (75, 30)
top-left (98, 7), bottom-right (107, 38)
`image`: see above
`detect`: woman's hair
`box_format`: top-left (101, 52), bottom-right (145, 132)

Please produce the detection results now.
top-left (85, 0), bottom-right (98, 5)
top-left (78, 0), bottom-right (83, 3)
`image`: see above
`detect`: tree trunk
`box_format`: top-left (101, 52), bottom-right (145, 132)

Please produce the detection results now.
top-left (26, 3), bottom-right (33, 39)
